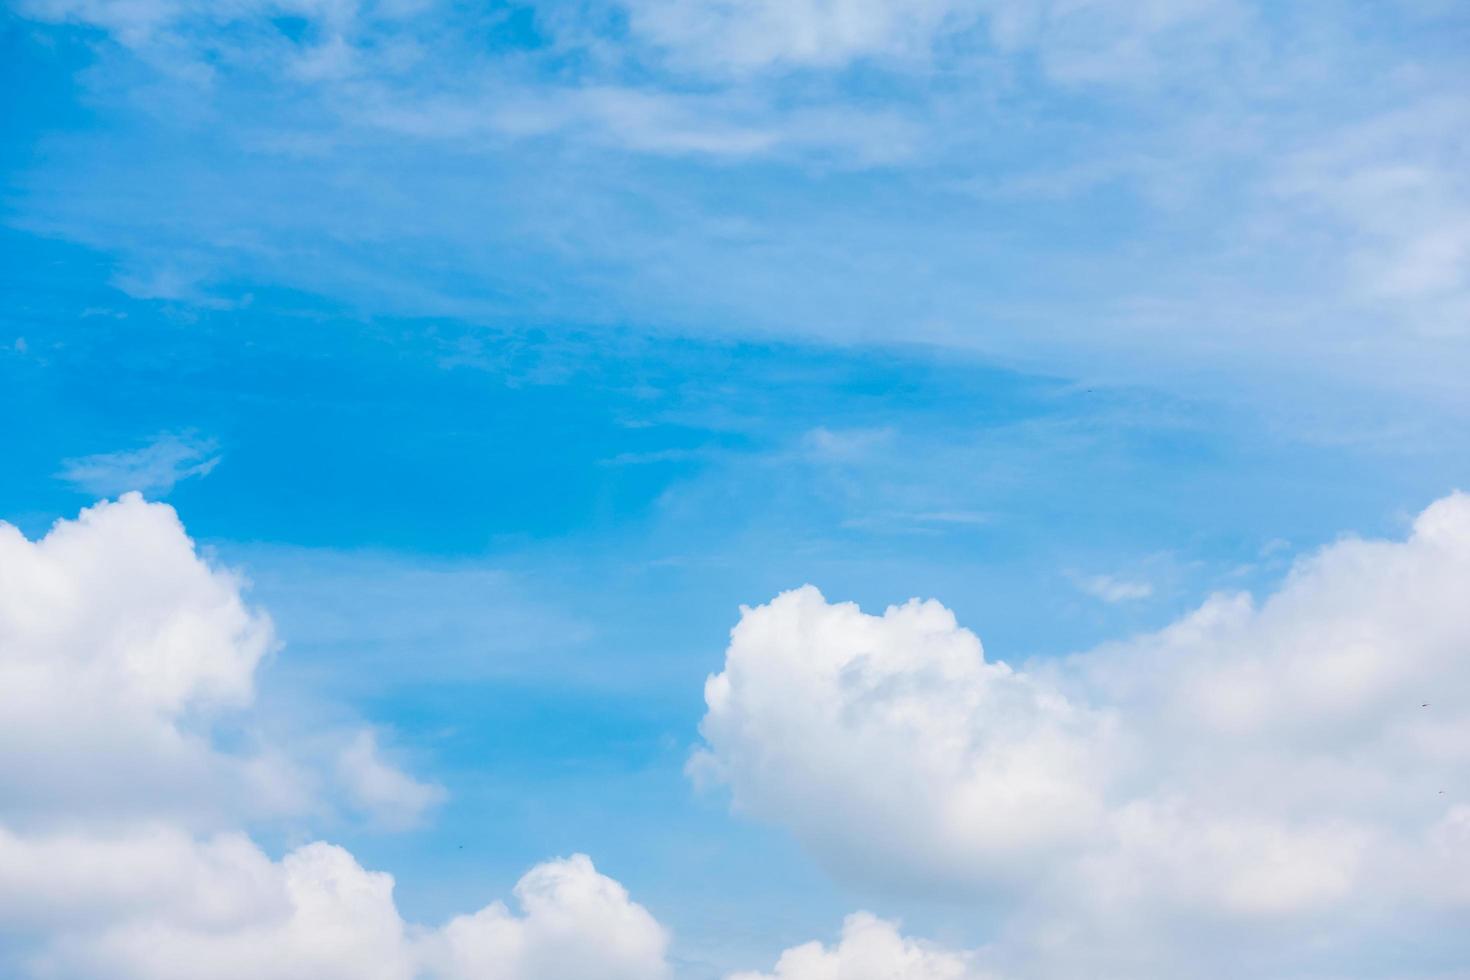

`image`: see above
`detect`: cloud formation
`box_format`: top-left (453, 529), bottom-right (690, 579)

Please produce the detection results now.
top-left (695, 493), bottom-right (1470, 975)
top-left (6, 482), bottom-right (1470, 978)
top-left (729, 913), bottom-right (981, 980)
top-left (58, 433), bottom-right (221, 497)
top-left (692, 585), bottom-right (1109, 892)
top-left (1075, 573), bottom-right (1152, 603)
top-left (619, 0), bottom-right (974, 74)
top-left (0, 493), bottom-right (955, 980)
top-left (1, 829), bottom-right (667, 980)
top-left (618, 0), bottom-right (1248, 85)
top-left (0, 494), bottom-right (443, 829)
top-left (0, 493), bottom-right (290, 823)
top-left (11, 0), bottom-right (1470, 398)
top-left (0, 495), bottom-right (665, 980)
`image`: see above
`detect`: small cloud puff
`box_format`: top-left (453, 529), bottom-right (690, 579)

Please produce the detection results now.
top-left (1075, 572), bottom-right (1153, 603)
top-left (730, 913), bottom-right (982, 980)
top-left (336, 729), bottom-right (446, 830)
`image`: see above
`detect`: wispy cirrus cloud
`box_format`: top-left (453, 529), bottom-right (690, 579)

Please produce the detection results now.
top-left (1074, 572), bottom-right (1153, 603)
top-left (57, 433), bottom-right (221, 498)
top-left (615, 0), bottom-right (1256, 86)
top-left (10, 0), bottom-right (1470, 412)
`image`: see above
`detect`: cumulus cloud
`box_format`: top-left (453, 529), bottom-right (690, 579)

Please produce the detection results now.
top-left (694, 493), bottom-right (1470, 974)
top-left (0, 495), bottom-right (442, 830)
top-left (58, 433), bottom-right (221, 497)
top-left (691, 586), bottom-right (1109, 892)
top-left (0, 496), bottom-right (668, 980)
top-left (0, 490), bottom-right (987, 980)
top-left (0, 493), bottom-right (296, 823)
top-left (0, 828), bottom-right (666, 980)
top-left (729, 913), bottom-right (983, 980)
top-left (425, 854), bottom-right (670, 980)
top-left (9, 485), bottom-right (1470, 979)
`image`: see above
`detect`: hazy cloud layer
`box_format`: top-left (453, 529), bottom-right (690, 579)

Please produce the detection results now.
top-left (10, 1), bottom-right (1470, 406)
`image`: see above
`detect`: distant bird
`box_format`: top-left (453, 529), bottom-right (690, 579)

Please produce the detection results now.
top-left (1422, 703), bottom-right (1431, 707)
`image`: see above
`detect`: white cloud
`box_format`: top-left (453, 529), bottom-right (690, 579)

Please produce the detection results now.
top-left (616, 0), bottom-right (1250, 84)
top-left (694, 493), bottom-right (1470, 973)
top-left (0, 493), bottom-right (300, 824)
top-left (58, 433), bottom-right (221, 497)
top-left (1075, 573), bottom-right (1152, 603)
top-left (13, 0), bottom-right (1469, 410)
top-left (21, 0), bottom-right (1254, 88)
top-left (799, 426), bottom-right (896, 462)
top-left (354, 76), bottom-right (921, 164)
top-left (691, 585), bottom-right (1110, 892)
top-left (6, 475), bottom-right (1470, 978)
top-left (1270, 97), bottom-right (1470, 336)
top-left (728, 913), bottom-right (982, 980)
top-left (0, 494), bottom-right (445, 830)
top-left (0, 495), bottom-right (448, 831)
top-left (335, 729), bottom-right (447, 830)
top-left (619, 0), bottom-right (974, 74)
top-left (1, 827), bottom-right (665, 980)
top-left (993, 0), bottom-right (1252, 87)
top-left (425, 854), bottom-right (670, 980)
top-left (0, 495), bottom-right (667, 979)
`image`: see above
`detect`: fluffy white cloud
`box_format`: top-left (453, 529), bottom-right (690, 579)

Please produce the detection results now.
top-left (729, 913), bottom-right (982, 980)
top-left (0, 496), bottom-right (666, 980)
top-left (692, 586), bottom-right (1109, 891)
top-left (10, 487), bottom-right (1470, 979)
top-left (0, 493), bottom-right (266, 713)
top-left (0, 493), bottom-right (300, 823)
top-left (425, 854), bottom-right (670, 980)
top-left (0, 494), bottom-right (442, 828)
top-left (0, 826), bottom-right (665, 980)
top-left (695, 493), bottom-right (1470, 973)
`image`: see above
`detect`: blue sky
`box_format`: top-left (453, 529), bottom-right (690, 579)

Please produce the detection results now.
top-left (3, 3), bottom-right (1470, 979)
